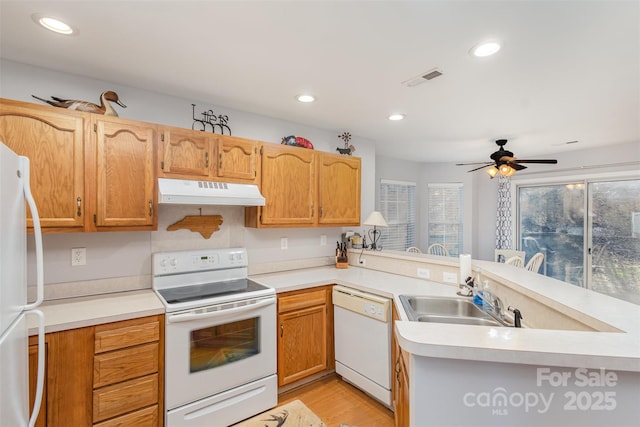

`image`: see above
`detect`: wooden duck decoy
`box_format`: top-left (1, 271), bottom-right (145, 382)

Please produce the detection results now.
top-left (31, 91), bottom-right (126, 116)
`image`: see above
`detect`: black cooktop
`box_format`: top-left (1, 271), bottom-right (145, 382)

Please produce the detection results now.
top-left (157, 278), bottom-right (270, 305)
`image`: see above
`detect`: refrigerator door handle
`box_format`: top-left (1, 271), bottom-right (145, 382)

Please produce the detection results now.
top-left (21, 157), bottom-right (44, 310)
top-left (27, 310), bottom-right (45, 427)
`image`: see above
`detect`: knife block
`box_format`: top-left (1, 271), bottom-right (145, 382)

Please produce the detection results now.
top-left (336, 255), bottom-right (349, 269)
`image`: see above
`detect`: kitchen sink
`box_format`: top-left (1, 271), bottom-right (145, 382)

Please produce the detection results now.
top-left (399, 295), bottom-right (507, 327)
top-left (403, 296), bottom-right (486, 318)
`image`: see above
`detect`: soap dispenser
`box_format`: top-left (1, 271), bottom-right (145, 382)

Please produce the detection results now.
top-left (472, 268), bottom-right (484, 306)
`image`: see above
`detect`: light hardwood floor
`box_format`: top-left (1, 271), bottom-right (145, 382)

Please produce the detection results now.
top-left (278, 374), bottom-right (395, 427)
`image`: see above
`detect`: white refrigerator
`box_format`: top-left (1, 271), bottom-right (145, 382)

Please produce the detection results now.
top-left (0, 141), bottom-right (46, 426)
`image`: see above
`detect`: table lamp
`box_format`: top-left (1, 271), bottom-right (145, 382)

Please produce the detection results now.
top-left (363, 211), bottom-right (388, 251)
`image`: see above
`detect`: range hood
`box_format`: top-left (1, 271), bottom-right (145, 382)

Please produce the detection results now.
top-left (158, 178), bottom-right (265, 206)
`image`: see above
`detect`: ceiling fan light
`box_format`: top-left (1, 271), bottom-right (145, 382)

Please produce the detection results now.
top-left (486, 166), bottom-right (499, 178)
top-left (499, 164), bottom-right (516, 177)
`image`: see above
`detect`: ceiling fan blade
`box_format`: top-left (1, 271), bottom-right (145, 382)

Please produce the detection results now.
top-left (508, 163), bottom-right (527, 171)
top-left (466, 164), bottom-right (492, 172)
top-left (512, 159), bottom-right (558, 164)
top-left (456, 162), bottom-right (493, 166)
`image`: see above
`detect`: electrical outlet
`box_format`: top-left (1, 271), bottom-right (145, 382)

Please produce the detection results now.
top-left (443, 272), bottom-right (457, 283)
top-left (71, 247), bottom-right (86, 266)
top-left (280, 237), bottom-right (288, 250)
top-left (320, 235), bottom-right (327, 246)
top-left (417, 268), bottom-right (430, 279)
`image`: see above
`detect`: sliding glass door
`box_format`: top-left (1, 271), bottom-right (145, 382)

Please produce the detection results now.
top-left (588, 180), bottom-right (640, 303)
top-left (517, 178), bottom-right (639, 304)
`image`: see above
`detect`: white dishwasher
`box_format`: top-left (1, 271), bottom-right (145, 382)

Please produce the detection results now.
top-left (333, 285), bottom-right (391, 407)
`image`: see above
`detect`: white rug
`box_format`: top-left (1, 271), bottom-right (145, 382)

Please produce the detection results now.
top-left (232, 400), bottom-right (327, 427)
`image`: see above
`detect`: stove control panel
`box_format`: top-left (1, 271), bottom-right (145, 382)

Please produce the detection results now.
top-left (152, 248), bottom-right (248, 275)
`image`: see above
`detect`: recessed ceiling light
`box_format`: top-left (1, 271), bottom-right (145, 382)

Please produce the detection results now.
top-left (296, 94), bottom-right (315, 103)
top-left (32, 14), bottom-right (76, 35)
top-left (470, 40), bottom-right (501, 57)
top-left (388, 114), bottom-right (405, 121)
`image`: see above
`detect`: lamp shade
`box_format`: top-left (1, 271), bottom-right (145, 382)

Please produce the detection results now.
top-left (363, 211), bottom-right (388, 227)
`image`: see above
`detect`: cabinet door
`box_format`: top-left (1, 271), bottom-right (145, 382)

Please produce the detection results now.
top-left (260, 144), bottom-right (316, 226)
top-left (215, 135), bottom-right (259, 182)
top-left (0, 101), bottom-right (86, 230)
top-left (158, 127), bottom-right (213, 179)
top-left (94, 117), bottom-right (156, 228)
top-left (318, 153), bottom-right (361, 226)
top-left (392, 305), bottom-right (410, 427)
top-left (28, 337), bottom-right (47, 427)
top-left (277, 305), bottom-right (327, 386)
top-left (46, 327), bottom-right (95, 426)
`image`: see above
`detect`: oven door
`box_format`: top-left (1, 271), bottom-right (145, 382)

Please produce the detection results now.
top-left (165, 295), bottom-right (276, 410)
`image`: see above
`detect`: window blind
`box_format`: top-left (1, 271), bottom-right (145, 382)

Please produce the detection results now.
top-left (427, 183), bottom-right (463, 256)
top-left (378, 179), bottom-right (416, 251)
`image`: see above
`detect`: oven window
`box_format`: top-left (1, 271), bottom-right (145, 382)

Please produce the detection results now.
top-left (190, 317), bottom-right (260, 373)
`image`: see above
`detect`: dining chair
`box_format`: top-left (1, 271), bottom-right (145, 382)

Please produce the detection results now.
top-left (427, 243), bottom-right (449, 257)
top-left (525, 252), bottom-right (545, 273)
top-left (406, 246), bottom-right (422, 253)
top-left (494, 249), bottom-right (526, 263)
top-left (505, 255), bottom-right (524, 268)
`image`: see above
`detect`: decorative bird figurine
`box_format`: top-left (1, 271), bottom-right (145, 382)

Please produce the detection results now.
top-left (31, 91), bottom-right (126, 116)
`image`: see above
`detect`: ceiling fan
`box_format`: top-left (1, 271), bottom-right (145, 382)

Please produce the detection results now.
top-left (456, 139), bottom-right (558, 178)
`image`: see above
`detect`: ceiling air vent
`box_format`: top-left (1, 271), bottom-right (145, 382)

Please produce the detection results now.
top-left (402, 68), bottom-right (443, 87)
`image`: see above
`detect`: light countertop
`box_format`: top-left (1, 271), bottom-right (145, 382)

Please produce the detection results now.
top-left (27, 290), bottom-right (164, 335)
top-left (251, 263), bottom-right (640, 372)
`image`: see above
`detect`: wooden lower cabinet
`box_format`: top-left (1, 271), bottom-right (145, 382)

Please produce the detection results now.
top-left (392, 304), bottom-right (410, 427)
top-left (28, 338), bottom-right (48, 427)
top-left (277, 286), bottom-right (334, 387)
top-left (28, 315), bottom-right (164, 427)
top-left (94, 405), bottom-right (159, 427)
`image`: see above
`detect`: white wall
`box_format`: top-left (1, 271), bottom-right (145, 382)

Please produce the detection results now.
top-left (1, 59), bottom-right (376, 285)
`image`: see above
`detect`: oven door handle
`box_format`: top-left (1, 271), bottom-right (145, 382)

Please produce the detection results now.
top-left (167, 297), bottom-right (276, 323)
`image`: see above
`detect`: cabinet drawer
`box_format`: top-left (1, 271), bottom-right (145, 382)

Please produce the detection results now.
top-left (95, 317), bottom-right (160, 353)
top-left (93, 374), bottom-right (158, 423)
top-left (93, 404), bottom-right (158, 427)
top-left (94, 343), bottom-right (159, 388)
top-left (278, 288), bottom-right (328, 313)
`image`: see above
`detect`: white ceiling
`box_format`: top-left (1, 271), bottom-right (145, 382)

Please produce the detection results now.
top-left (1, 0), bottom-right (638, 164)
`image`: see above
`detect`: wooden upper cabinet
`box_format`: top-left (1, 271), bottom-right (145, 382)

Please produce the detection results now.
top-left (214, 135), bottom-right (259, 183)
top-left (257, 144), bottom-right (316, 226)
top-left (93, 116), bottom-right (156, 229)
top-left (157, 130), bottom-right (259, 184)
top-left (158, 126), bottom-right (214, 179)
top-left (0, 99), bottom-right (87, 230)
top-left (245, 143), bottom-right (362, 229)
top-left (318, 153), bottom-right (361, 226)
